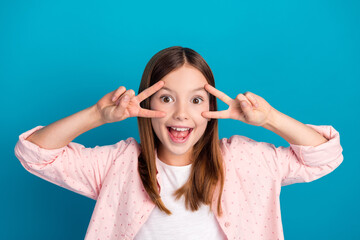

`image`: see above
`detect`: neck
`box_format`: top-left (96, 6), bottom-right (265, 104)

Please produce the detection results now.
top-left (157, 146), bottom-right (193, 166)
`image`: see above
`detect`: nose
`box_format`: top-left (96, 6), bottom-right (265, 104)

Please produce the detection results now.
top-left (173, 100), bottom-right (189, 121)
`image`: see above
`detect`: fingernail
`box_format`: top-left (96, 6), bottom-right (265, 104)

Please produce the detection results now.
top-left (241, 102), bottom-right (247, 107)
top-left (112, 96), bottom-right (116, 102)
top-left (123, 95), bottom-right (129, 101)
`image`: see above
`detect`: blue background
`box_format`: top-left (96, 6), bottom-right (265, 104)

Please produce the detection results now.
top-left (1, 0), bottom-right (358, 239)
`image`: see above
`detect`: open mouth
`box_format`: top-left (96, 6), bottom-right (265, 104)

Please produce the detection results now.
top-left (167, 127), bottom-right (193, 143)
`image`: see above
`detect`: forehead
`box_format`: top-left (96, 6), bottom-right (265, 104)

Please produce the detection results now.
top-left (159, 65), bottom-right (208, 92)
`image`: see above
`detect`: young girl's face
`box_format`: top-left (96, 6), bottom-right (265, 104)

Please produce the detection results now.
top-left (150, 64), bottom-right (210, 165)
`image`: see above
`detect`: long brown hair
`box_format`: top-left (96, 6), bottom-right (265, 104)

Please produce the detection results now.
top-left (137, 46), bottom-right (225, 216)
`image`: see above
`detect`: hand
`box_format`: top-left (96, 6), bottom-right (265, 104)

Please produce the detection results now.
top-left (201, 84), bottom-right (275, 126)
top-left (95, 81), bottom-right (166, 123)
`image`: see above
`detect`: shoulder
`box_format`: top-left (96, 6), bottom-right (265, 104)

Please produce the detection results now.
top-left (220, 135), bottom-right (260, 153)
top-left (112, 137), bottom-right (141, 156)
top-left (100, 137), bottom-right (141, 170)
top-left (219, 135), bottom-right (278, 162)
top-left (87, 137), bottom-right (141, 161)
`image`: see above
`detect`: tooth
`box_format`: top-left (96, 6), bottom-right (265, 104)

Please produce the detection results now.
top-left (171, 127), bottom-right (189, 131)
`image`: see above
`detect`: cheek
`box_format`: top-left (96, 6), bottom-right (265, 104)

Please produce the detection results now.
top-left (197, 117), bottom-right (209, 128)
top-left (150, 110), bottom-right (167, 136)
top-left (191, 109), bottom-right (209, 128)
top-left (151, 118), bottom-right (163, 130)
top-left (150, 100), bottom-right (170, 131)
top-left (192, 104), bottom-right (209, 120)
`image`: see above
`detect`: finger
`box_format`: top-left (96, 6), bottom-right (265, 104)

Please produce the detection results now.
top-left (138, 108), bottom-right (166, 118)
top-left (204, 84), bottom-right (232, 105)
top-left (235, 93), bottom-right (255, 120)
top-left (116, 92), bottom-right (131, 107)
top-left (114, 94), bottom-right (130, 113)
top-left (127, 89), bottom-right (136, 98)
top-left (244, 92), bottom-right (259, 108)
top-left (115, 89), bottom-right (135, 105)
top-left (137, 81), bottom-right (165, 103)
top-left (236, 93), bottom-right (252, 107)
top-left (112, 86), bottom-right (127, 102)
top-left (201, 110), bottom-right (230, 119)
top-left (239, 100), bottom-right (255, 119)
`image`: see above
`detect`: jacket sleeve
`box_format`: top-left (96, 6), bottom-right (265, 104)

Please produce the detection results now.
top-left (14, 125), bottom-right (136, 199)
top-left (276, 124), bottom-right (343, 186)
top-left (226, 124), bottom-right (343, 186)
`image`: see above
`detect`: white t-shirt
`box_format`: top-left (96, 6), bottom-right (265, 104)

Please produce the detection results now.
top-left (134, 157), bottom-right (227, 240)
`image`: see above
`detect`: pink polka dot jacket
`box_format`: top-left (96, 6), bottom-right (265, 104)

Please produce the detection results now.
top-left (14, 124), bottom-right (343, 240)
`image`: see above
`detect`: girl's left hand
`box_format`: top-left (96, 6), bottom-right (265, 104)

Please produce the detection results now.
top-left (201, 84), bottom-right (275, 127)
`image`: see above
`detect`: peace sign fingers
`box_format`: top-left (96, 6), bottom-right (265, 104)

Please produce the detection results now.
top-left (202, 84), bottom-right (252, 121)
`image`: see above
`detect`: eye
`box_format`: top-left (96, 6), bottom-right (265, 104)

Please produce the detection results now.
top-left (160, 95), bottom-right (174, 103)
top-left (192, 97), bottom-right (204, 104)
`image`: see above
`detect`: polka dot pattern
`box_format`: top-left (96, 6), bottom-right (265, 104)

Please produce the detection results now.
top-left (14, 124), bottom-right (343, 239)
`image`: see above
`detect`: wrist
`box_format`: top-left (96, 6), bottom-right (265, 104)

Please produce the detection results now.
top-left (262, 107), bottom-right (281, 131)
top-left (89, 104), bottom-right (107, 126)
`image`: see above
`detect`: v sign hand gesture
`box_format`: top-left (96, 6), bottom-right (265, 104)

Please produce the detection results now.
top-left (201, 84), bottom-right (275, 127)
top-left (96, 81), bottom-right (166, 124)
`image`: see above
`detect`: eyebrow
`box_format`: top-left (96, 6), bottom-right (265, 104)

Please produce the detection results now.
top-left (160, 86), bottom-right (207, 93)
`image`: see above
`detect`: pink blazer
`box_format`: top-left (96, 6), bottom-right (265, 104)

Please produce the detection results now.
top-left (14, 124), bottom-right (343, 239)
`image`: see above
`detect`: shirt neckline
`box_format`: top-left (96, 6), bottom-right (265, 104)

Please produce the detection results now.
top-left (155, 149), bottom-right (193, 170)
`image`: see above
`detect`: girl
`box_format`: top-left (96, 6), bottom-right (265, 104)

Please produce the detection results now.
top-left (15, 46), bottom-right (343, 240)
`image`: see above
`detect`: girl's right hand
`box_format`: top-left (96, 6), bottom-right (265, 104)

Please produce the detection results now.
top-left (95, 81), bottom-right (166, 124)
